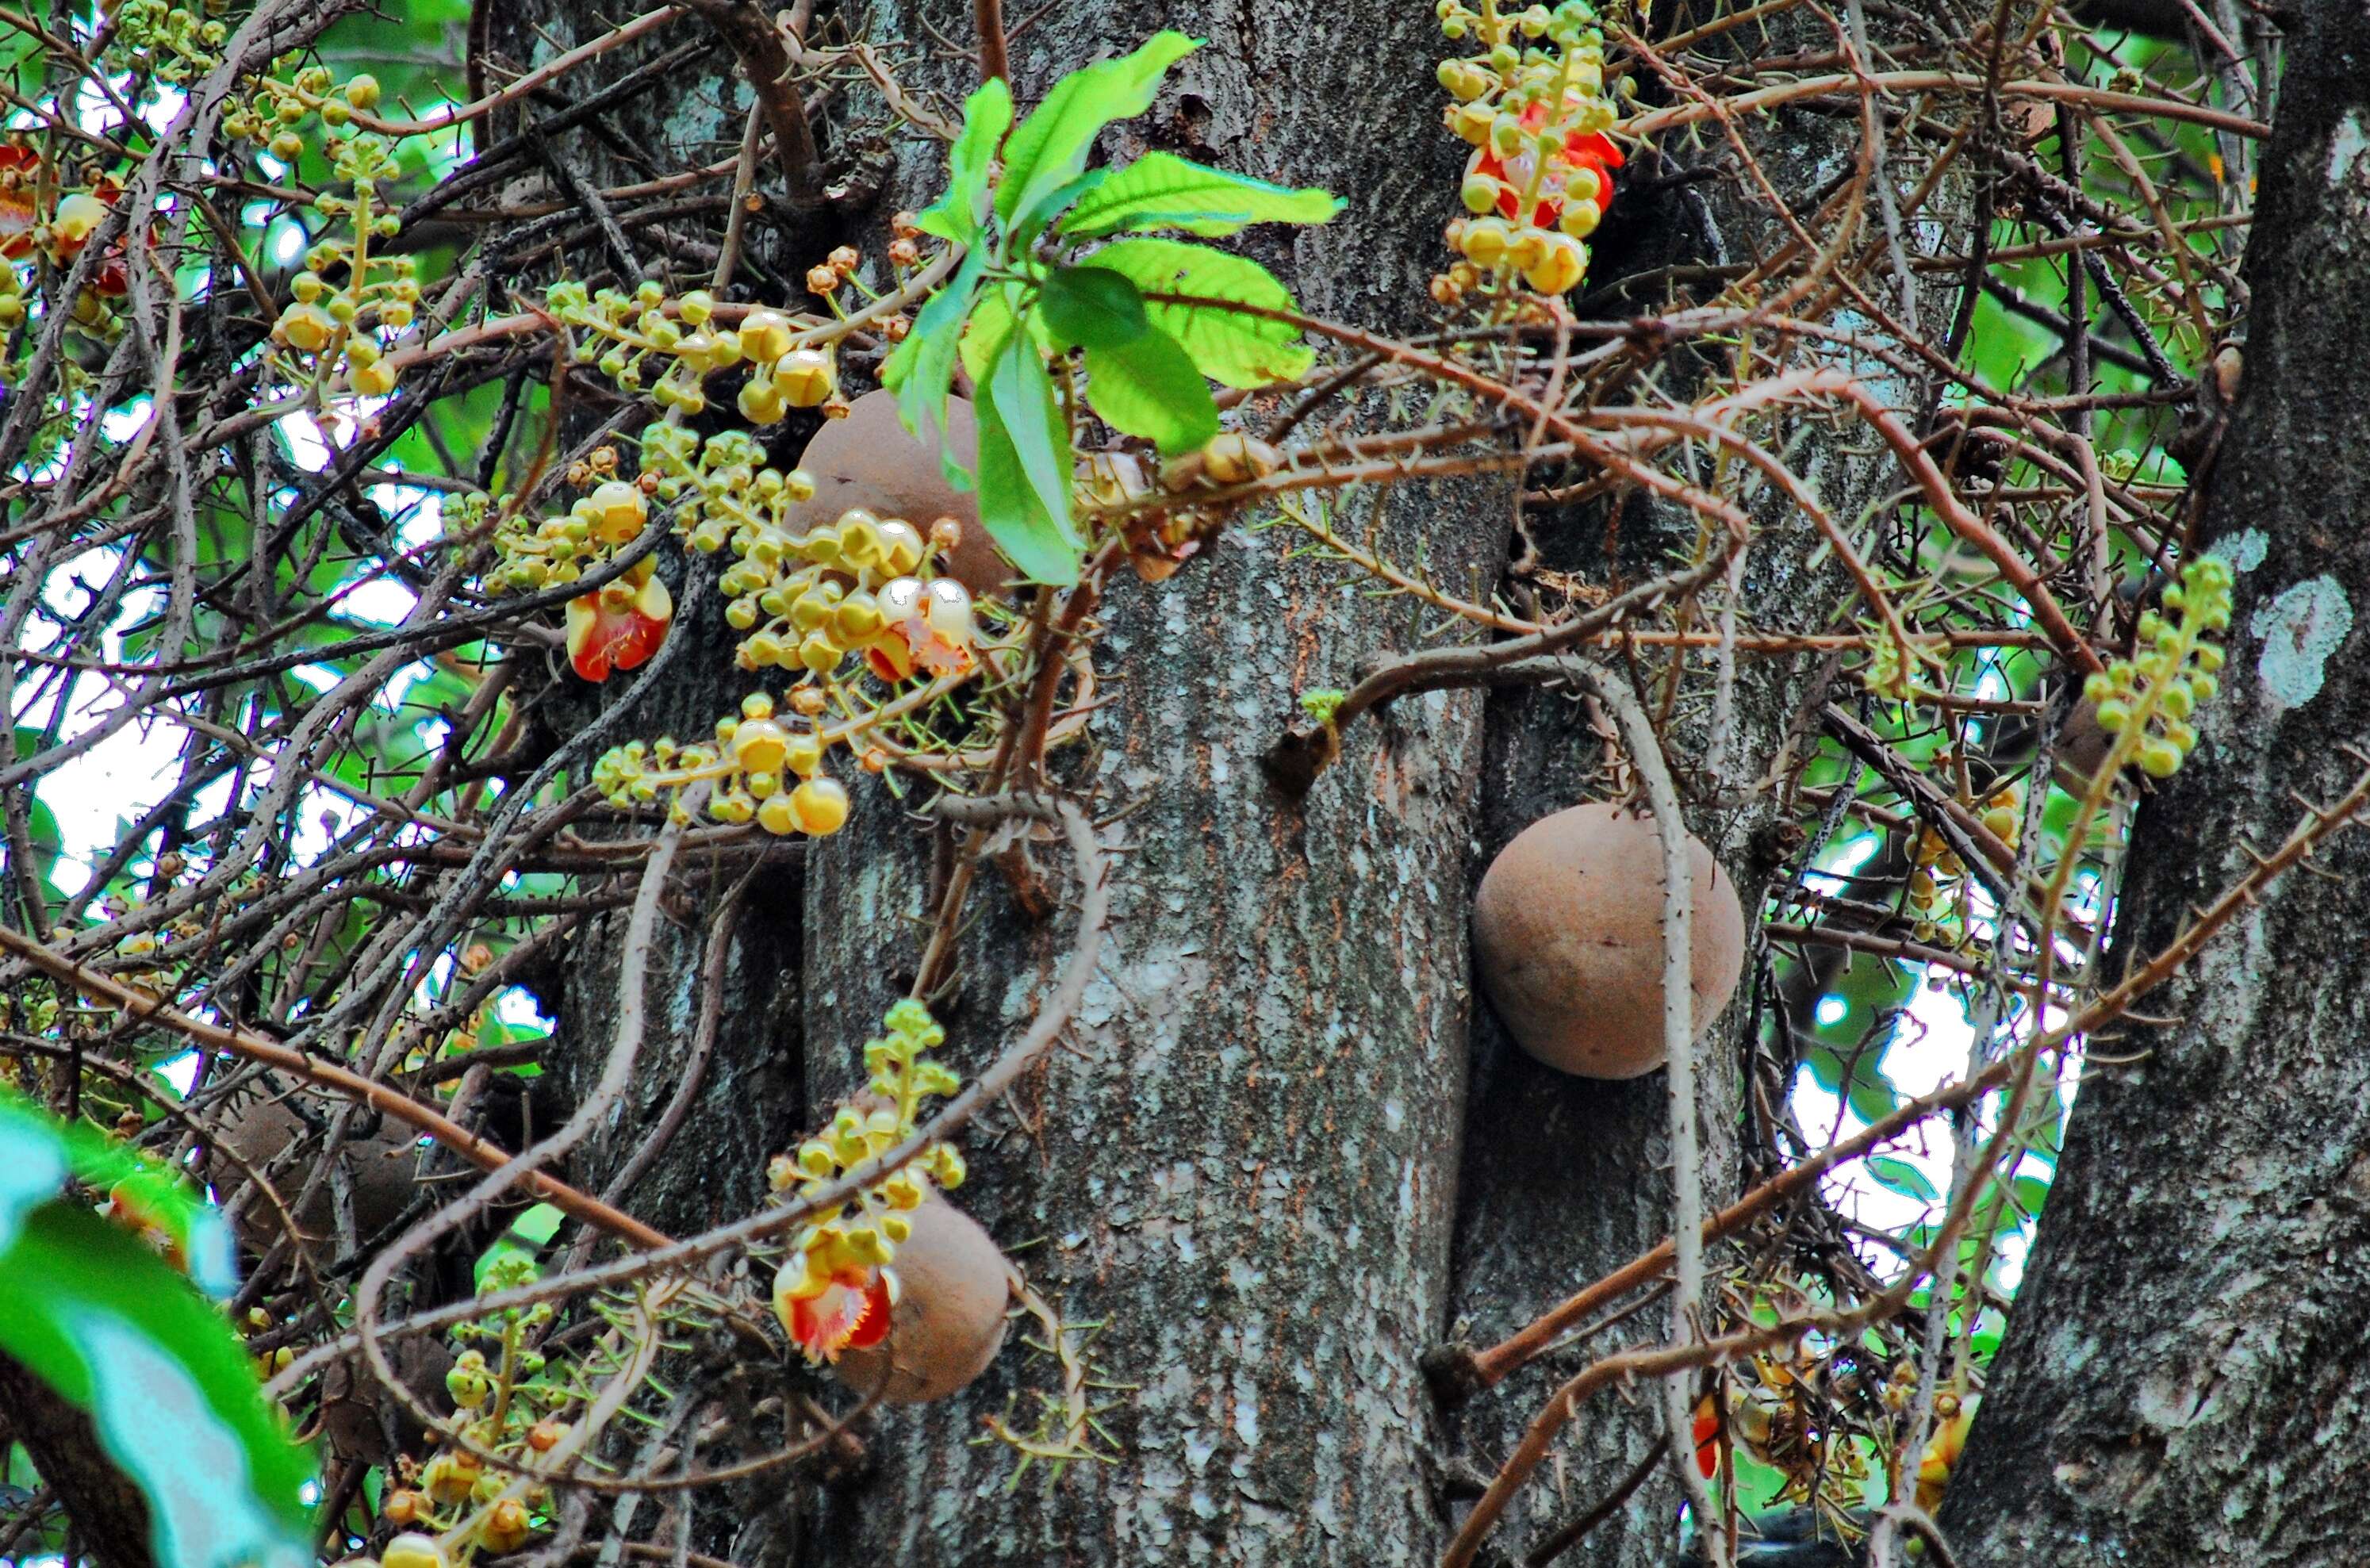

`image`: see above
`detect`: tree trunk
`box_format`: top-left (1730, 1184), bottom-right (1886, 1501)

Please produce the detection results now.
top-left (1943, 9), bottom-right (2370, 1562)
top-left (793, 12), bottom-right (1500, 1564)
top-left (0, 1356), bottom-right (151, 1568)
top-left (485, 2), bottom-right (1970, 1564)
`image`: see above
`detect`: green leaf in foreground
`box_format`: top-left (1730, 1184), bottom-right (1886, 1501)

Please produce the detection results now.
top-left (0, 1095), bottom-right (314, 1568)
top-left (912, 77), bottom-right (1014, 245)
top-left (1081, 237), bottom-right (1313, 387)
top-left (975, 333), bottom-right (1083, 585)
top-left (0, 1091), bottom-right (239, 1295)
top-left (1037, 264), bottom-right (1149, 350)
top-left (883, 246), bottom-right (990, 488)
top-left (1058, 151), bottom-right (1342, 239)
top-left (1082, 328), bottom-right (1218, 455)
top-left (995, 31), bottom-right (1201, 234)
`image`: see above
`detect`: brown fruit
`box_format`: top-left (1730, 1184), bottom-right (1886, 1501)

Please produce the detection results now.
top-left (1472, 802), bottom-right (1747, 1079)
top-left (204, 1075), bottom-right (421, 1256)
top-left (831, 1198), bottom-right (1010, 1405)
top-left (787, 389), bottom-right (1007, 599)
top-left (2052, 696), bottom-right (2118, 796)
top-left (315, 1335), bottom-right (454, 1467)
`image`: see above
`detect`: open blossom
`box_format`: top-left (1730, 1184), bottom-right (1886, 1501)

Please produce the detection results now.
top-left (1465, 100), bottom-right (1623, 231)
top-left (0, 146), bottom-right (38, 258)
top-left (563, 557), bottom-right (673, 681)
top-left (862, 576), bottom-right (977, 682)
top-left (778, 1264), bottom-right (894, 1363)
top-left (1693, 1397), bottom-right (1720, 1477)
top-left (0, 150), bottom-right (131, 296)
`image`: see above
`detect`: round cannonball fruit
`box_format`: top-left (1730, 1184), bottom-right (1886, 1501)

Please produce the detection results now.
top-left (786, 390), bottom-right (1007, 600)
top-left (1472, 802), bottom-right (1747, 1079)
top-left (2051, 694), bottom-right (2119, 796)
top-left (205, 1076), bottom-right (422, 1256)
top-left (831, 1198), bottom-right (1010, 1405)
top-left (316, 1332), bottom-right (454, 1468)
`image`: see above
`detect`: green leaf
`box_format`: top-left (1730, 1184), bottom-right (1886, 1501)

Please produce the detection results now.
top-left (473, 1202), bottom-right (564, 1292)
top-left (996, 32), bottom-right (1201, 233)
top-left (1080, 238), bottom-right (1312, 387)
top-left (883, 247), bottom-right (991, 488)
top-left (1846, 1064), bottom-right (1905, 1129)
top-left (1011, 169), bottom-right (1113, 245)
top-left (0, 1095), bottom-right (313, 1568)
top-left (1866, 1155), bottom-right (1940, 1204)
top-left (1058, 151), bottom-right (1342, 239)
top-left (974, 335), bottom-right (1082, 585)
top-left (0, 1092), bottom-right (239, 1297)
top-left (1082, 328), bottom-right (1219, 455)
top-left (1037, 265), bottom-right (1149, 350)
top-left (961, 281), bottom-right (1027, 384)
top-left (986, 332), bottom-right (1076, 530)
top-left (914, 77), bottom-right (1014, 245)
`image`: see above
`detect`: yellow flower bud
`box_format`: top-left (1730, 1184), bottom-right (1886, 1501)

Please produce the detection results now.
top-left (777, 348), bottom-right (835, 408)
top-left (790, 776), bottom-right (850, 835)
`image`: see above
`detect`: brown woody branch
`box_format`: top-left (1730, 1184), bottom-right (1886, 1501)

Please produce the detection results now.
top-left (0, 924), bottom-right (671, 1252)
top-left (677, 0), bottom-right (825, 207)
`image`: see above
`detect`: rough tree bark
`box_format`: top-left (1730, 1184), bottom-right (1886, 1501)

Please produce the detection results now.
top-left (792, 9), bottom-right (1950, 1565)
top-left (792, 10), bottom-right (1502, 1563)
top-left (1943, 9), bottom-right (2370, 1563)
top-left (486, 2), bottom-right (1965, 1566)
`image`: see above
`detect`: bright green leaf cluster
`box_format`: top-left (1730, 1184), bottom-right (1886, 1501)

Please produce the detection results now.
top-left (885, 33), bottom-right (1341, 585)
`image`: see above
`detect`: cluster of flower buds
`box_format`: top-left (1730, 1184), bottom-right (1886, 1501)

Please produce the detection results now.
top-left (728, 302), bottom-right (840, 423)
top-left (1689, 1344), bottom-right (1874, 1513)
top-left (385, 1454), bottom-right (541, 1558)
top-left (806, 242), bottom-right (866, 299)
top-left (1433, 0), bottom-right (1624, 298)
top-left (592, 691), bottom-right (854, 838)
top-left (802, 231), bottom-right (925, 337)
top-left (224, 65), bottom-right (382, 159)
top-left (642, 423), bottom-right (984, 684)
top-left (102, 0), bottom-right (232, 81)
top-left (768, 1000), bottom-right (968, 1363)
top-left (475, 447), bottom-right (678, 682)
top-left (485, 450), bottom-right (642, 590)
top-left (366, 1256), bottom-right (568, 1558)
top-left (717, 503), bottom-right (976, 682)
top-left (263, 132), bottom-right (419, 397)
top-left (546, 281), bottom-right (842, 421)
top-left (237, 1305), bottom-right (292, 1377)
top-left (2081, 554), bottom-right (2231, 781)
top-left (108, 926), bottom-right (178, 1004)
top-left (1905, 787), bottom-right (2019, 940)
top-left (0, 989), bottom-right (61, 1036)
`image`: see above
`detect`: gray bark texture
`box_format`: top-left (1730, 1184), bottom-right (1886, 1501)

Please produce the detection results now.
top-left (1942, 8), bottom-right (2370, 1563)
top-left (796, 12), bottom-right (1501, 1563)
top-left (481, 2), bottom-right (1956, 1566)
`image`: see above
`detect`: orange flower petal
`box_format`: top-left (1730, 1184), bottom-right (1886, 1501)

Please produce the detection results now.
top-left (1471, 128), bottom-right (1622, 231)
top-left (565, 588), bottom-right (672, 683)
top-left (788, 1268), bottom-right (892, 1361)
